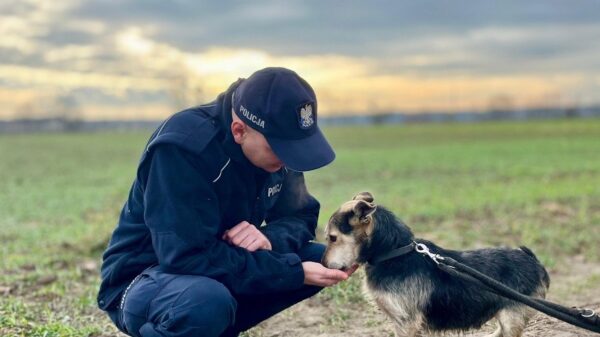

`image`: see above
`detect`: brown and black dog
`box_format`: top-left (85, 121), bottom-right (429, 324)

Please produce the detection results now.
top-left (322, 192), bottom-right (549, 337)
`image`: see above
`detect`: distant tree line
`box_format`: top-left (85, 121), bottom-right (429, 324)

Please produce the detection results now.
top-left (1, 106), bottom-right (599, 134)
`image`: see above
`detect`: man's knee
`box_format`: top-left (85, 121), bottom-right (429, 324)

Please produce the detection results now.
top-left (184, 278), bottom-right (237, 317)
top-left (145, 277), bottom-right (237, 337)
top-left (176, 279), bottom-right (236, 332)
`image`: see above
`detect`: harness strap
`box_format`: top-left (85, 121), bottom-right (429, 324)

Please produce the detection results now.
top-left (369, 241), bottom-right (416, 264)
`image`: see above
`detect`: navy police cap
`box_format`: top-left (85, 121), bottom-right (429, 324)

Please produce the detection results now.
top-left (232, 67), bottom-right (335, 171)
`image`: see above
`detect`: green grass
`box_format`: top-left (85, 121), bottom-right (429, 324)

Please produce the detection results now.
top-left (310, 120), bottom-right (600, 264)
top-left (1, 119), bottom-right (599, 336)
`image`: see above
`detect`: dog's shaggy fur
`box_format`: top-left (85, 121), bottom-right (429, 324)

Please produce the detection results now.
top-left (322, 192), bottom-right (550, 337)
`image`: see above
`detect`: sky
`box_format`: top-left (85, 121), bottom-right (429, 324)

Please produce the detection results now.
top-left (1, 0), bottom-right (600, 120)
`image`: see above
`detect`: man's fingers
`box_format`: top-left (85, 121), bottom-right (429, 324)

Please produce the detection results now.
top-left (345, 264), bottom-right (359, 277)
top-left (318, 277), bottom-right (342, 287)
top-left (238, 234), bottom-right (256, 249)
top-left (226, 221), bottom-right (251, 238)
top-left (223, 222), bottom-right (272, 252)
top-left (245, 239), bottom-right (263, 252)
top-left (316, 279), bottom-right (337, 287)
top-left (231, 227), bottom-right (253, 245)
top-left (324, 269), bottom-right (349, 281)
top-left (228, 225), bottom-right (253, 244)
top-left (316, 267), bottom-right (348, 284)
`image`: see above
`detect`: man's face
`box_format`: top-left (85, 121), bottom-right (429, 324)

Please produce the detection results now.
top-left (240, 127), bottom-right (284, 173)
top-left (231, 117), bottom-right (283, 173)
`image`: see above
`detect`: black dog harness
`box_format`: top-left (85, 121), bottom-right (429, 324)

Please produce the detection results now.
top-left (368, 241), bottom-right (416, 264)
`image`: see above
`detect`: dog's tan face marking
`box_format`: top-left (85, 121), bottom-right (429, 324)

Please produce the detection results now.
top-left (321, 223), bottom-right (358, 270)
top-left (322, 193), bottom-right (377, 270)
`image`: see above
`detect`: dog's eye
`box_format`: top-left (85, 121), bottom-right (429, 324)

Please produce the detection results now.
top-left (329, 235), bottom-right (337, 243)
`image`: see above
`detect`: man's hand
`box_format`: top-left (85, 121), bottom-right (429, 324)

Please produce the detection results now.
top-left (222, 221), bottom-right (272, 252)
top-left (344, 264), bottom-right (360, 278)
top-left (302, 261), bottom-right (349, 287)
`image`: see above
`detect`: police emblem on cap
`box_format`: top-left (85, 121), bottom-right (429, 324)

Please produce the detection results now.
top-left (298, 103), bottom-right (314, 129)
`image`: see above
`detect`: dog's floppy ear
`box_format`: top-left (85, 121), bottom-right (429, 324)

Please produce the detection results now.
top-left (352, 191), bottom-right (374, 203)
top-left (353, 200), bottom-right (377, 224)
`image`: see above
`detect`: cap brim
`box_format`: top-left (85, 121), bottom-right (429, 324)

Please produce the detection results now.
top-left (266, 128), bottom-right (335, 172)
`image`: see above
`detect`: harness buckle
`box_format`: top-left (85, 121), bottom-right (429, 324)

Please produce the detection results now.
top-left (415, 242), bottom-right (446, 266)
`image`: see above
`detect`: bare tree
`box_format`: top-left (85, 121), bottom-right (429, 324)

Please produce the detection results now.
top-left (168, 74), bottom-right (205, 110)
top-left (54, 93), bottom-right (83, 131)
top-left (488, 94), bottom-right (514, 113)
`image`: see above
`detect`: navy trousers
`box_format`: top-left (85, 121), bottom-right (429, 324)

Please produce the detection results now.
top-left (107, 242), bottom-right (325, 337)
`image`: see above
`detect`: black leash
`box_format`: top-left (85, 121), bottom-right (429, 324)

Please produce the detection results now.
top-left (412, 242), bottom-right (600, 334)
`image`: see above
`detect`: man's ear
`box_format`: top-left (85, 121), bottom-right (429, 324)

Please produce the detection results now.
top-left (231, 120), bottom-right (247, 144)
top-left (353, 200), bottom-right (377, 224)
top-left (352, 191), bottom-right (374, 203)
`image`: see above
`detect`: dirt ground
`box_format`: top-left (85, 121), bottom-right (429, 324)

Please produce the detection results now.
top-left (247, 256), bottom-right (600, 337)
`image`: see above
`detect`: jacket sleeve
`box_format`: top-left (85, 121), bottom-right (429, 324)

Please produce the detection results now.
top-left (142, 144), bottom-right (305, 295)
top-left (262, 170), bottom-right (320, 254)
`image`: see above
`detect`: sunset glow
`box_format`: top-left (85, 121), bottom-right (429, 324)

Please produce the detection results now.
top-left (1, 1), bottom-right (599, 120)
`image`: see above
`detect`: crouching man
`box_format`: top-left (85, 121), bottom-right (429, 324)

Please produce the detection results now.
top-left (97, 67), bottom-right (355, 337)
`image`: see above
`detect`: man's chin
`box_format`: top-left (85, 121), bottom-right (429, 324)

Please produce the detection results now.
top-left (264, 164), bottom-right (283, 173)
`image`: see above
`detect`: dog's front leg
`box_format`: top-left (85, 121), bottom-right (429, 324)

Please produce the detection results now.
top-left (372, 289), bottom-right (425, 337)
top-left (392, 317), bottom-right (422, 337)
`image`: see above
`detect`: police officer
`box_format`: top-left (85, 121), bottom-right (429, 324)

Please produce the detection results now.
top-left (97, 67), bottom-right (355, 337)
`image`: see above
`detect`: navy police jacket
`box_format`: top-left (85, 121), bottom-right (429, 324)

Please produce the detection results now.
top-left (97, 80), bottom-right (320, 311)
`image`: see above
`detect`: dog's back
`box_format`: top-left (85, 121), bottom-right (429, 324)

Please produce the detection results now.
top-left (519, 245), bottom-right (550, 289)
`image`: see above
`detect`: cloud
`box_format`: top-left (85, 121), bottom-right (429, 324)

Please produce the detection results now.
top-left (64, 1), bottom-right (600, 56)
top-left (0, 64), bottom-right (166, 93)
top-left (1, 37), bottom-right (589, 119)
top-left (1, 0), bottom-right (600, 119)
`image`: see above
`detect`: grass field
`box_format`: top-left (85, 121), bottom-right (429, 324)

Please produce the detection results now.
top-left (1, 119), bottom-right (599, 336)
